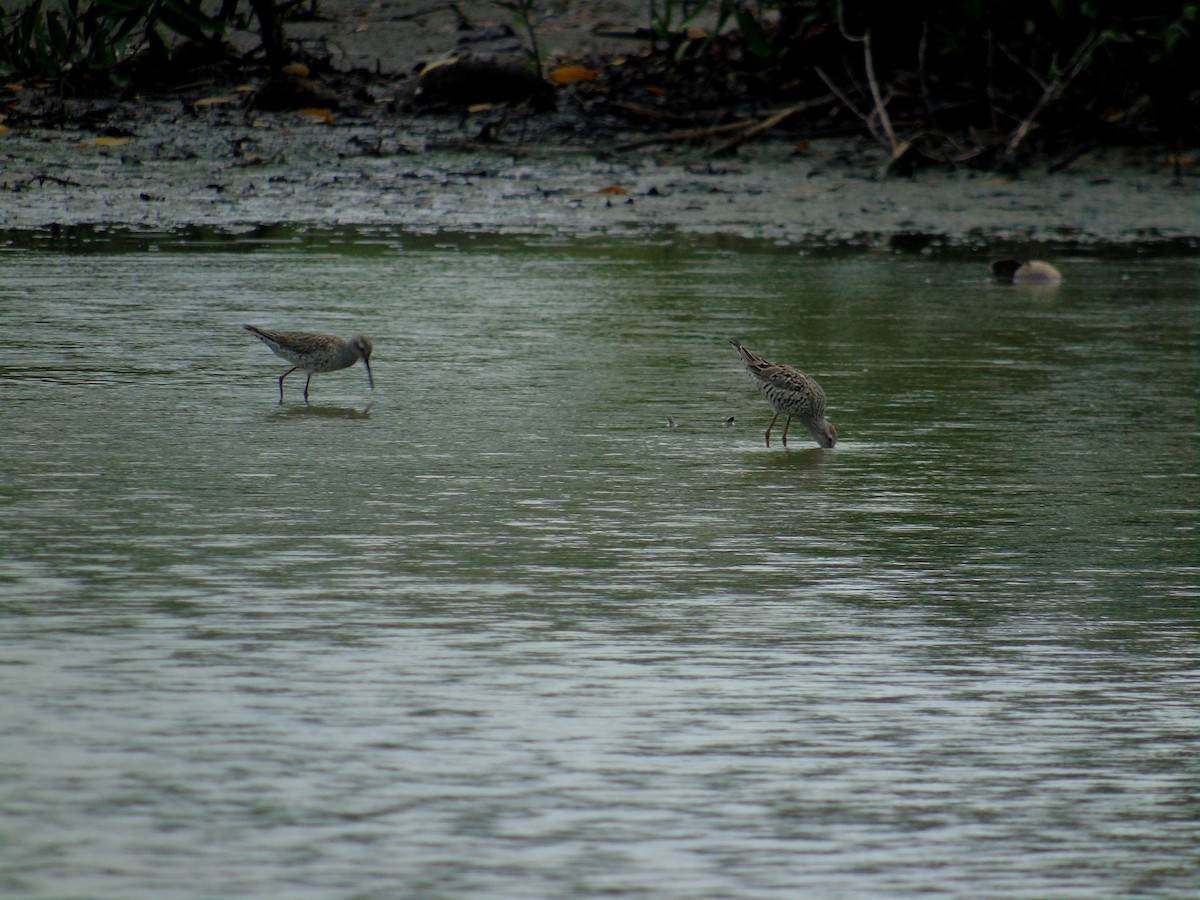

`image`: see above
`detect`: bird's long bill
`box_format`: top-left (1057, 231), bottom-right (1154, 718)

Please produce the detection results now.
top-left (363, 359), bottom-right (374, 391)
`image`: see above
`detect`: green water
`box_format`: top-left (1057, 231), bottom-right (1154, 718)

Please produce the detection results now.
top-left (1, 232), bottom-right (1197, 898)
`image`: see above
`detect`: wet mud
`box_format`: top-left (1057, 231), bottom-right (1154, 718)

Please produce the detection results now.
top-left (2, 0), bottom-right (1196, 249)
top-left (4, 108), bottom-right (1195, 251)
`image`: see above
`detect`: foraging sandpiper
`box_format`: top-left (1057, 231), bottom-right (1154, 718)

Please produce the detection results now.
top-left (244, 325), bottom-right (374, 403)
top-left (730, 339), bottom-right (837, 448)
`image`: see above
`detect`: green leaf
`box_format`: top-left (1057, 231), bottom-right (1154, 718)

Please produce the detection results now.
top-left (678, 0), bottom-right (712, 28)
top-left (735, 8), bottom-right (772, 59)
top-left (141, 24), bottom-right (163, 55)
top-left (20, 1), bottom-right (45, 50)
top-left (93, 0), bottom-right (148, 13)
top-left (45, 12), bottom-right (69, 61)
top-left (158, 0), bottom-right (225, 38)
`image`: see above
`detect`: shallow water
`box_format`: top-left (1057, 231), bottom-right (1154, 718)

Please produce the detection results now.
top-left (1, 232), bottom-right (1197, 898)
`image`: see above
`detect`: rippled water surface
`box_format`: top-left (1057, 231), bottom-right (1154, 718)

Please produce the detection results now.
top-left (1, 232), bottom-right (1197, 898)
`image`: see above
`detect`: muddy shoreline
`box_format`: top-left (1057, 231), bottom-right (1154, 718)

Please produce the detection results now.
top-left (2, 0), bottom-right (1197, 248)
top-left (4, 111), bottom-right (1196, 250)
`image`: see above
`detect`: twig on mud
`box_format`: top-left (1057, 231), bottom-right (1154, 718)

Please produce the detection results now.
top-left (614, 95), bottom-right (835, 154)
top-left (4, 173), bottom-right (82, 191)
top-left (616, 119), bottom-right (757, 152)
top-left (708, 94), bottom-right (836, 156)
top-left (609, 100), bottom-right (704, 124)
top-left (1046, 139), bottom-right (1099, 174)
top-left (1004, 30), bottom-right (1106, 165)
top-left (386, 3), bottom-right (455, 23)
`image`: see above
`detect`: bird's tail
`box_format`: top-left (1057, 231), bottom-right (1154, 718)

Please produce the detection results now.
top-left (243, 324), bottom-right (274, 345)
top-left (729, 338), bottom-right (761, 367)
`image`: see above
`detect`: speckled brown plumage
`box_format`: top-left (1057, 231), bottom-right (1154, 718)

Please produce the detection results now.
top-left (730, 339), bottom-right (837, 448)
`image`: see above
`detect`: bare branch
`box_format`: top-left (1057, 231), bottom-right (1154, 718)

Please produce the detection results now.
top-left (615, 118), bottom-right (757, 152)
top-left (814, 66), bottom-right (869, 124)
top-left (860, 30), bottom-right (898, 153)
top-left (1006, 30), bottom-right (1106, 163)
top-left (831, 3), bottom-right (900, 159)
top-left (709, 94), bottom-right (837, 155)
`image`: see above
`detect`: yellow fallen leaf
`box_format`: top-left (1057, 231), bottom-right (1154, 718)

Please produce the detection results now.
top-left (90, 136), bottom-right (132, 147)
top-left (595, 184), bottom-right (628, 195)
top-left (300, 108), bottom-right (335, 123)
top-left (420, 57), bottom-right (459, 76)
top-left (550, 65), bottom-right (598, 85)
top-left (281, 62), bottom-right (310, 78)
top-left (794, 181), bottom-right (846, 195)
top-left (194, 96), bottom-right (237, 107)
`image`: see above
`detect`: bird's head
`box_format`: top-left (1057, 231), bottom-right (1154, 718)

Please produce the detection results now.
top-left (352, 335), bottom-right (374, 390)
top-left (814, 419), bottom-right (837, 448)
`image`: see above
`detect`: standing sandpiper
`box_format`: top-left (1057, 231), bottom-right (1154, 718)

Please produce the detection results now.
top-left (730, 339), bottom-right (837, 448)
top-left (244, 325), bottom-right (374, 404)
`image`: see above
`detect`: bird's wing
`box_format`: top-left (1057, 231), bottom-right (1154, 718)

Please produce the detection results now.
top-left (755, 360), bottom-right (823, 398)
top-left (245, 326), bottom-right (334, 355)
top-left (734, 344), bottom-right (821, 395)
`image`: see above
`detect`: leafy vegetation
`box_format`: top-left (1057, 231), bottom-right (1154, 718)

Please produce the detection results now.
top-left (0, 0), bottom-right (226, 90)
top-left (492, 0), bottom-right (547, 79)
top-left (592, 1), bottom-right (1198, 168)
top-left (1, 0), bottom-right (1194, 169)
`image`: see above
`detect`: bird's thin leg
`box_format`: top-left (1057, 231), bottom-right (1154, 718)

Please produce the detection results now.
top-left (782, 416), bottom-right (792, 447)
top-left (278, 366), bottom-right (297, 404)
top-left (303, 372), bottom-right (312, 403)
top-left (765, 412), bottom-right (779, 447)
